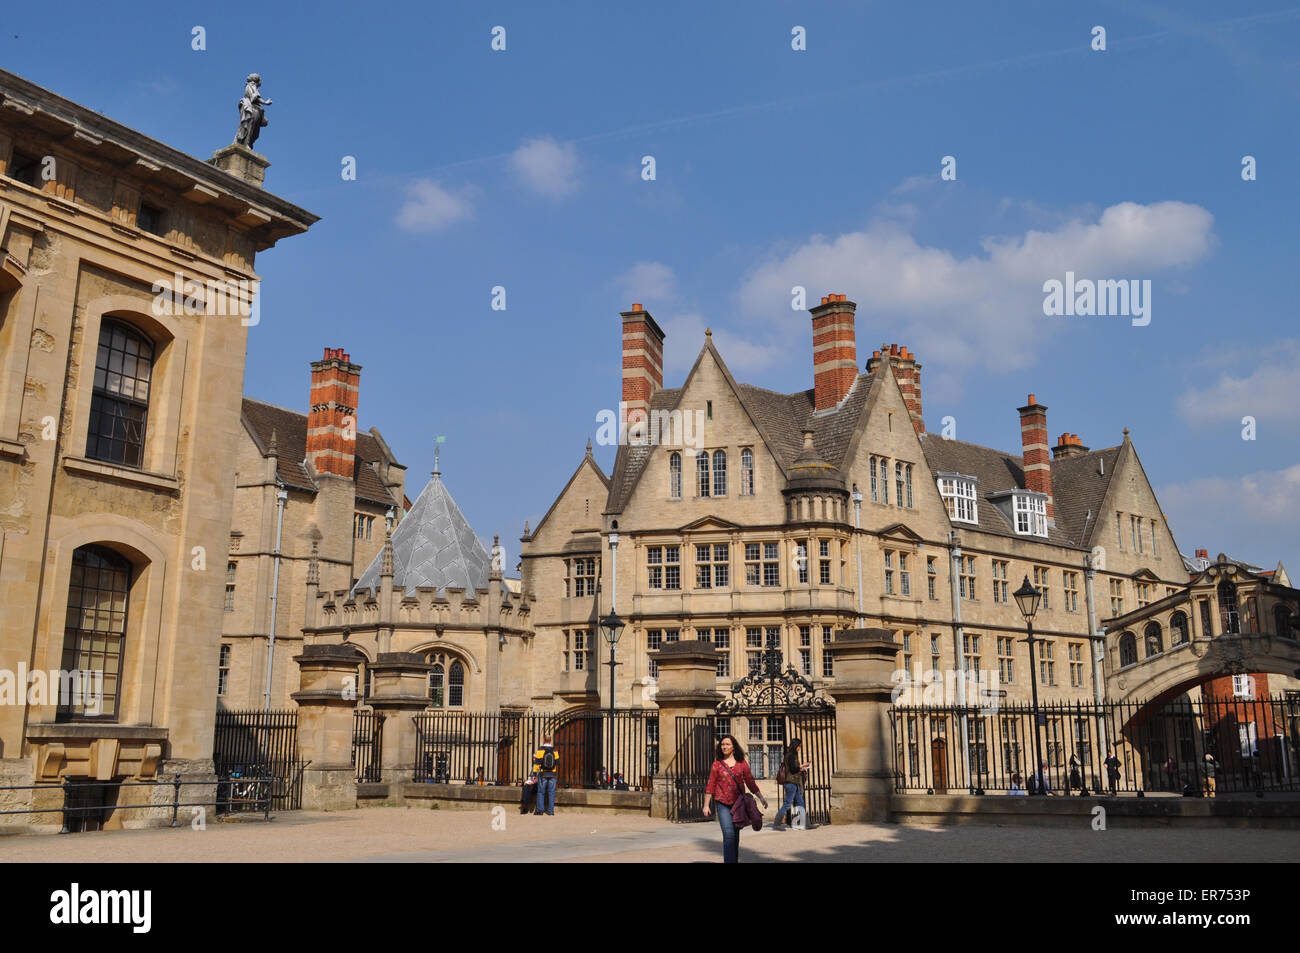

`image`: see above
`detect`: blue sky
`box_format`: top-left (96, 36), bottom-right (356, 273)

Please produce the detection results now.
top-left (7, 1), bottom-right (1299, 572)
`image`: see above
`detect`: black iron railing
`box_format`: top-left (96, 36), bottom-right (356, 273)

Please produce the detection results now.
top-left (412, 710), bottom-right (658, 790)
top-left (891, 694), bottom-right (1300, 796)
top-left (0, 774), bottom-right (274, 832)
top-left (352, 709), bottom-right (385, 783)
top-left (213, 709), bottom-right (304, 810)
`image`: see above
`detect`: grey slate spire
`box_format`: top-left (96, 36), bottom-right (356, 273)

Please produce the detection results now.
top-left (352, 466), bottom-right (490, 597)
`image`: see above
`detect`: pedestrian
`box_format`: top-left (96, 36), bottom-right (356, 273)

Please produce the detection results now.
top-left (703, 734), bottom-right (768, 863)
top-left (1165, 754), bottom-right (1178, 792)
top-left (1203, 752), bottom-right (1218, 798)
top-left (1029, 760), bottom-right (1053, 796)
top-left (1068, 754), bottom-right (1084, 796)
top-left (1103, 747), bottom-right (1121, 796)
top-left (1008, 772), bottom-right (1027, 795)
top-left (773, 738), bottom-right (811, 831)
top-left (467, 766), bottom-right (486, 786)
top-left (519, 775), bottom-right (536, 814)
top-left (532, 732), bottom-right (560, 815)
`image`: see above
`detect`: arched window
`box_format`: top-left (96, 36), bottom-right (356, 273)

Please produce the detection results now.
top-left (1276, 605), bottom-right (1295, 640)
top-left (1218, 581), bottom-right (1240, 635)
top-left (60, 544), bottom-right (131, 720)
top-left (894, 462), bottom-right (904, 508)
top-left (669, 452), bottom-right (681, 499)
top-left (449, 660), bottom-right (465, 707)
top-left (1143, 622), bottom-right (1163, 658)
top-left (869, 456), bottom-right (879, 502)
top-left (1170, 611), bottom-right (1189, 646)
top-left (1119, 632), bottom-right (1138, 667)
top-left (905, 464), bottom-right (914, 508)
top-left (429, 663), bottom-right (445, 707)
top-left (879, 458), bottom-right (889, 505)
top-left (696, 452), bottom-right (710, 498)
top-left (740, 448), bottom-right (754, 496)
top-left (712, 447), bottom-right (733, 494)
top-left (87, 319), bottom-right (154, 468)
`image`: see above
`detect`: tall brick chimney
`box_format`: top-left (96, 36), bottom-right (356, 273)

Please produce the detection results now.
top-left (620, 304), bottom-right (665, 432)
top-left (306, 347), bottom-right (361, 478)
top-left (1052, 433), bottom-right (1090, 459)
top-left (1017, 394), bottom-right (1053, 518)
top-left (865, 343), bottom-right (925, 434)
top-left (809, 294), bottom-right (858, 412)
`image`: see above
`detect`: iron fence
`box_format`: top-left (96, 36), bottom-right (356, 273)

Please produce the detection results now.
top-left (891, 694), bottom-right (1300, 797)
top-left (351, 708), bottom-right (384, 783)
top-left (213, 709), bottom-right (304, 811)
top-left (0, 774), bottom-right (273, 832)
top-left (412, 709), bottom-right (658, 790)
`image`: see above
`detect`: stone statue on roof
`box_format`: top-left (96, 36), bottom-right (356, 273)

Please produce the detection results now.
top-left (235, 73), bottom-right (272, 149)
top-left (491, 536), bottom-right (504, 573)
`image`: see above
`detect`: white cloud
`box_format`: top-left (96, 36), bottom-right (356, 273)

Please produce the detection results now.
top-left (1158, 465), bottom-right (1300, 568)
top-left (661, 311), bottom-right (785, 376)
top-left (510, 136), bottom-right (579, 198)
top-left (735, 201), bottom-right (1216, 371)
top-left (396, 179), bottom-right (473, 232)
top-left (615, 262), bottom-right (677, 305)
top-left (1177, 340), bottom-right (1300, 431)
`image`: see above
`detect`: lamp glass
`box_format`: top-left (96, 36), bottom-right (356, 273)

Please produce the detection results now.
top-left (1013, 576), bottom-right (1042, 621)
top-left (600, 611), bottom-right (625, 645)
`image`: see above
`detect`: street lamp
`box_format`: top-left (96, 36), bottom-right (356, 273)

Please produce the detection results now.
top-left (1014, 575), bottom-right (1047, 794)
top-left (600, 610), bottom-right (625, 788)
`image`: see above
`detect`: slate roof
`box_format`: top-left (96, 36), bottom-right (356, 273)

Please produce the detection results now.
top-left (604, 369), bottom-right (874, 514)
top-left (918, 434), bottom-right (1118, 547)
top-left (353, 469), bottom-right (491, 597)
top-left (241, 397), bottom-right (398, 506)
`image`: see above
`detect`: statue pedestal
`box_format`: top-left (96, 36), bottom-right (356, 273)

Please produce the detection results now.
top-left (210, 144), bottom-right (270, 188)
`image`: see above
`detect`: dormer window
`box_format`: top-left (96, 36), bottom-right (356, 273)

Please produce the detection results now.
top-left (937, 474), bottom-right (978, 524)
top-left (1013, 493), bottom-right (1048, 538)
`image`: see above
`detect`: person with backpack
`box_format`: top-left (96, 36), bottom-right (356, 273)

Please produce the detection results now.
top-left (1103, 748), bottom-right (1122, 796)
top-left (1203, 752), bottom-right (1219, 798)
top-left (773, 738), bottom-right (811, 831)
top-left (703, 734), bottom-right (768, 863)
top-left (532, 733), bottom-right (560, 815)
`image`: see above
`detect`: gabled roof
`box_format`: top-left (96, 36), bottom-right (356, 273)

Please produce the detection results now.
top-left (1050, 446), bottom-right (1122, 549)
top-left (353, 469), bottom-right (490, 596)
top-left (604, 334), bottom-right (875, 514)
top-left (241, 397), bottom-right (398, 506)
top-left (528, 446), bottom-right (610, 540)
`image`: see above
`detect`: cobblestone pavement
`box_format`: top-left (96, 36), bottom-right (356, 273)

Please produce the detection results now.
top-left (2, 807), bottom-right (1297, 863)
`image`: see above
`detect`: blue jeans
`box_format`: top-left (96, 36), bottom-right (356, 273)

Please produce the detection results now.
top-left (716, 801), bottom-right (740, 863)
top-left (777, 783), bottom-right (805, 825)
top-left (535, 775), bottom-right (556, 814)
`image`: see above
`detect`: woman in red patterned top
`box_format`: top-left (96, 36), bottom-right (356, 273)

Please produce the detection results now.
top-left (703, 734), bottom-right (768, 863)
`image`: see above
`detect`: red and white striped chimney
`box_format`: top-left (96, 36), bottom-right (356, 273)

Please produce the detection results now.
top-left (620, 303), bottom-right (665, 432)
top-left (1017, 394), bottom-right (1053, 518)
top-left (306, 347), bottom-right (360, 478)
top-left (809, 294), bottom-right (857, 412)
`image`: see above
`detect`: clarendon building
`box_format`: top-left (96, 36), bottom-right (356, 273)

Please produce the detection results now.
top-left (0, 68), bottom-right (316, 827)
top-left (518, 296), bottom-right (1300, 771)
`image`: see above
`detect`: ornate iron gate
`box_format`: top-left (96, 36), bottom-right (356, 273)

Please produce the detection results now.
top-left (351, 709), bottom-right (384, 783)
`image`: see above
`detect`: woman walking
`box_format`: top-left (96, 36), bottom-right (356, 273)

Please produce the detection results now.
top-left (774, 738), bottom-right (811, 830)
top-left (703, 734), bottom-right (768, 863)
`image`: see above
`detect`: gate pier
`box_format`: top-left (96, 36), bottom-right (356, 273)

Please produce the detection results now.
top-left (367, 653), bottom-right (436, 796)
top-left (651, 642), bottom-right (723, 819)
top-left (293, 644), bottom-right (364, 811)
top-left (826, 628), bottom-right (899, 823)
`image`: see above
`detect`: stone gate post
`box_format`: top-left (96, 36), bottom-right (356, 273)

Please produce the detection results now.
top-left (292, 644), bottom-right (365, 811)
top-left (366, 652), bottom-right (435, 794)
top-left (650, 641), bottom-right (722, 819)
top-left (826, 628), bottom-right (899, 823)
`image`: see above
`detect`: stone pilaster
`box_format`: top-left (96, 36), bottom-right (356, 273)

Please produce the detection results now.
top-left (650, 640), bottom-right (722, 819)
top-left (826, 628), bottom-right (899, 823)
top-left (366, 652), bottom-right (435, 792)
top-left (292, 643), bottom-right (365, 811)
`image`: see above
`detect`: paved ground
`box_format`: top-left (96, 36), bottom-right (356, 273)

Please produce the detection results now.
top-left (2, 806), bottom-right (1298, 862)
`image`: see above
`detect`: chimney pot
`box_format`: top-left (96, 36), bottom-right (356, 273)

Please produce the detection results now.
top-left (632, 302), bottom-right (642, 312)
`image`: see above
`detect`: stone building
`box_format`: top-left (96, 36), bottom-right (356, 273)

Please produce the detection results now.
top-left (0, 68), bottom-right (316, 827)
top-left (300, 457), bottom-right (533, 712)
top-left (220, 347), bottom-right (407, 710)
top-left (520, 296), bottom-right (1299, 771)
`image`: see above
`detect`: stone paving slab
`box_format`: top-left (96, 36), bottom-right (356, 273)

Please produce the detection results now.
top-left (1, 806), bottom-right (1297, 863)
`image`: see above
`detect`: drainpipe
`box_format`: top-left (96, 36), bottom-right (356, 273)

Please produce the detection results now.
top-left (1084, 553), bottom-right (1109, 756)
top-left (263, 485), bottom-right (288, 713)
top-left (608, 522), bottom-right (619, 710)
top-left (948, 532), bottom-right (973, 791)
top-left (852, 485), bottom-right (864, 627)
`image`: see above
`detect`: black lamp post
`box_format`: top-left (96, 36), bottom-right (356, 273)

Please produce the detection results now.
top-left (1014, 575), bottom-right (1047, 793)
top-left (599, 610), bottom-right (625, 787)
